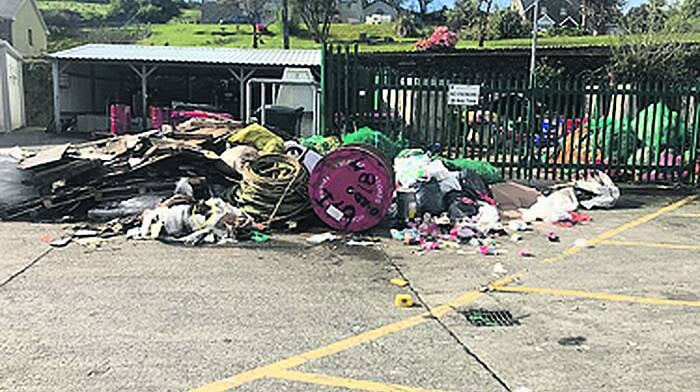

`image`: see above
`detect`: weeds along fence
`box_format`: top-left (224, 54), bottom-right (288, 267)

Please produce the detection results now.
top-left (323, 45), bottom-right (700, 186)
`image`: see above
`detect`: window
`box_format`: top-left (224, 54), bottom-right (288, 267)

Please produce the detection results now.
top-left (540, 6), bottom-right (547, 15)
top-left (560, 7), bottom-right (567, 16)
top-left (28, 29), bottom-right (33, 47)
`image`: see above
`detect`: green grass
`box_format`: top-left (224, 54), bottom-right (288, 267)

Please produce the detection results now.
top-left (38, 0), bottom-right (110, 20)
top-left (171, 8), bottom-right (201, 24)
top-left (141, 22), bottom-right (418, 51)
top-left (140, 22), bottom-right (700, 52)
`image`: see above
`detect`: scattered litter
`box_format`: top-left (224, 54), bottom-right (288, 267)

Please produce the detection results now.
top-left (558, 336), bottom-right (587, 346)
top-left (553, 211), bottom-right (592, 227)
top-left (522, 187), bottom-right (579, 223)
top-left (492, 262), bottom-right (507, 275)
top-left (491, 181), bottom-right (540, 210)
top-left (575, 171), bottom-right (620, 209)
top-left (518, 249), bottom-right (535, 258)
top-left (251, 231), bottom-right (270, 243)
top-left (220, 145), bottom-right (259, 174)
top-left (395, 294), bottom-right (415, 308)
top-left (574, 239), bottom-right (593, 248)
top-left (480, 245), bottom-right (498, 256)
top-left (508, 220), bottom-right (529, 232)
top-left (547, 232), bottom-right (560, 243)
top-left (88, 194), bottom-right (164, 221)
top-left (73, 229), bottom-right (100, 238)
top-left (174, 178), bottom-right (194, 198)
top-left (307, 232), bottom-right (338, 244)
top-left (346, 239), bottom-right (378, 247)
top-left (390, 278), bottom-right (409, 287)
top-left (462, 309), bottom-right (520, 327)
top-left (49, 237), bottom-right (72, 248)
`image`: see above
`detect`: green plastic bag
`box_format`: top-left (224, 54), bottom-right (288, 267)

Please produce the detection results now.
top-left (438, 157), bottom-right (502, 184)
top-left (342, 127), bottom-right (407, 160)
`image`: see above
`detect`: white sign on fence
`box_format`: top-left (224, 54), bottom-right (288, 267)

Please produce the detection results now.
top-left (448, 84), bottom-right (481, 106)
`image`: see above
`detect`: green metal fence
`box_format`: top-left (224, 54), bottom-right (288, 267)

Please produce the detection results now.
top-left (323, 45), bottom-right (700, 186)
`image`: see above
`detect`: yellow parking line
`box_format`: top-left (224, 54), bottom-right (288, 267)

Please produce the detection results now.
top-left (676, 213), bottom-right (700, 218)
top-left (543, 195), bottom-right (698, 264)
top-left (494, 286), bottom-right (700, 307)
top-left (270, 370), bottom-right (451, 392)
top-left (600, 240), bottom-right (700, 251)
top-left (191, 196), bottom-right (697, 391)
top-left (189, 274), bottom-right (519, 392)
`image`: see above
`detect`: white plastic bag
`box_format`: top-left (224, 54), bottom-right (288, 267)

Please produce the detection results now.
top-left (575, 171), bottom-right (620, 209)
top-left (522, 187), bottom-right (578, 223)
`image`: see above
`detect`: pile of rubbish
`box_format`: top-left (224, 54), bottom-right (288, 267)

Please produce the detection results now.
top-left (0, 122), bottom-right (620, 248)
top-left (388, 148), bottom-right (620, 252)
top-left (550, 102), bottom-right (699, 181)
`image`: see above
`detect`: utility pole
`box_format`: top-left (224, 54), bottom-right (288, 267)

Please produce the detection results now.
top-left (282, 0), bottom-right (290, 49)
top-left (529, 0), bottom-right (539, 87)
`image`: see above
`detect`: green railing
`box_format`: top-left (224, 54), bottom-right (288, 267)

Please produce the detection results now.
top-left (323, 45), bottom-right (700, 186)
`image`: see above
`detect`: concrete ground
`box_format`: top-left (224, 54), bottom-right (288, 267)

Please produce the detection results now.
top-left (1, 131), bottom-right (699, 392)
top-left (2, 193), bottom-right (699, 392)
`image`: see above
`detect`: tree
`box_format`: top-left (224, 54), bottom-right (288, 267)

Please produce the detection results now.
top-left (448, 0), bottom-right (480, 31)
top-left (223, 0), bottom-right (275, 48)
top-left (448, 0), bottom-right (495, 47)
top-left (581, 0), bottom-right (624, 35)
top-left (623, 0), bottom-right (670, 34)
top-left (417, 0), bottom-right (435, 19)
top-left (496, 9), bottom-right (530, 39)
top-left (609, 34), bottom-right (695, 83)
top-left (107, 0), bottom-right (181, 24)
top-left (475, 0), bottom-right (494, 47)
top-left (282, 0), bottom-right (290, 49)
top-left (395, 13), bottom-right (418, 38)
top-left (291, 0), bottom-right (336, 43)
top-left (609, 0), bottom-right (697, 83)
top-left (681, 0), bottom-right (700, 18)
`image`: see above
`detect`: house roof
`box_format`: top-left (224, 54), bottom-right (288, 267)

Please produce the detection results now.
top-left (0, 0), bottom-right (24, 19)
top-left (0, 0), bottom-right (49, 34)
top-left (522, 0), bottom-right (580, 13)
top-left (49, 44), bottom-right (322, 67)
top-left (0, 40), bottom-right (23, 60)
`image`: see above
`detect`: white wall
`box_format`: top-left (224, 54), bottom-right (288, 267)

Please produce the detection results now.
top-left (0, 43), bottom-right (25, 132)
top-left (0, 73), bottom-right (5, 131)
top-left (6, 52), bottom-right (24, 130)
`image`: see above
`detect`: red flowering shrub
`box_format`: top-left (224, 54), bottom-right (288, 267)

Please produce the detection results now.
top-left (415, 26), bottom-right (458, 52)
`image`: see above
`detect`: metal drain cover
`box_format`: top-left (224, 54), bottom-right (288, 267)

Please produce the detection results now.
top-left (462, 309), bottom-right (520, 327)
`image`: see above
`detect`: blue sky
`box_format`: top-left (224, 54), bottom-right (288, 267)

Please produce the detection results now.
top-left (413, 0), bottom-right (647, 12)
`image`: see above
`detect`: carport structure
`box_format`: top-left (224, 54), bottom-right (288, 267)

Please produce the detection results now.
top-left (48, 44), bottom-right (321, 132)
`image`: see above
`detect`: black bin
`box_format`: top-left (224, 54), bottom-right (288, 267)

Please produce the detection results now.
top-left (259, 106), bottom-right (305, 139)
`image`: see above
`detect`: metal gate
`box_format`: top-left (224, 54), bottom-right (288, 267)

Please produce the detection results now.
top-left (323, 45), bottom-right (700, 186)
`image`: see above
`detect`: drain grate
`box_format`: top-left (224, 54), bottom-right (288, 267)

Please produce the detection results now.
top-left (462, 309), bottom-right (520, 327)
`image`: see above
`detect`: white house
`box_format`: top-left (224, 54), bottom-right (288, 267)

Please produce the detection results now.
top-left (511, 0), bottom-right (582, 32)
top-left (337, 0), bottom-right (399, 24)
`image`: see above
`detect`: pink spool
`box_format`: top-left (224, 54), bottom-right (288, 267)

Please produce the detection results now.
top-left (150, 106), bottom-right (170, 130)
top-left (309, 145), bottom-right (394, 232)
top-left (110, 104), bottom-right (131, 135)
